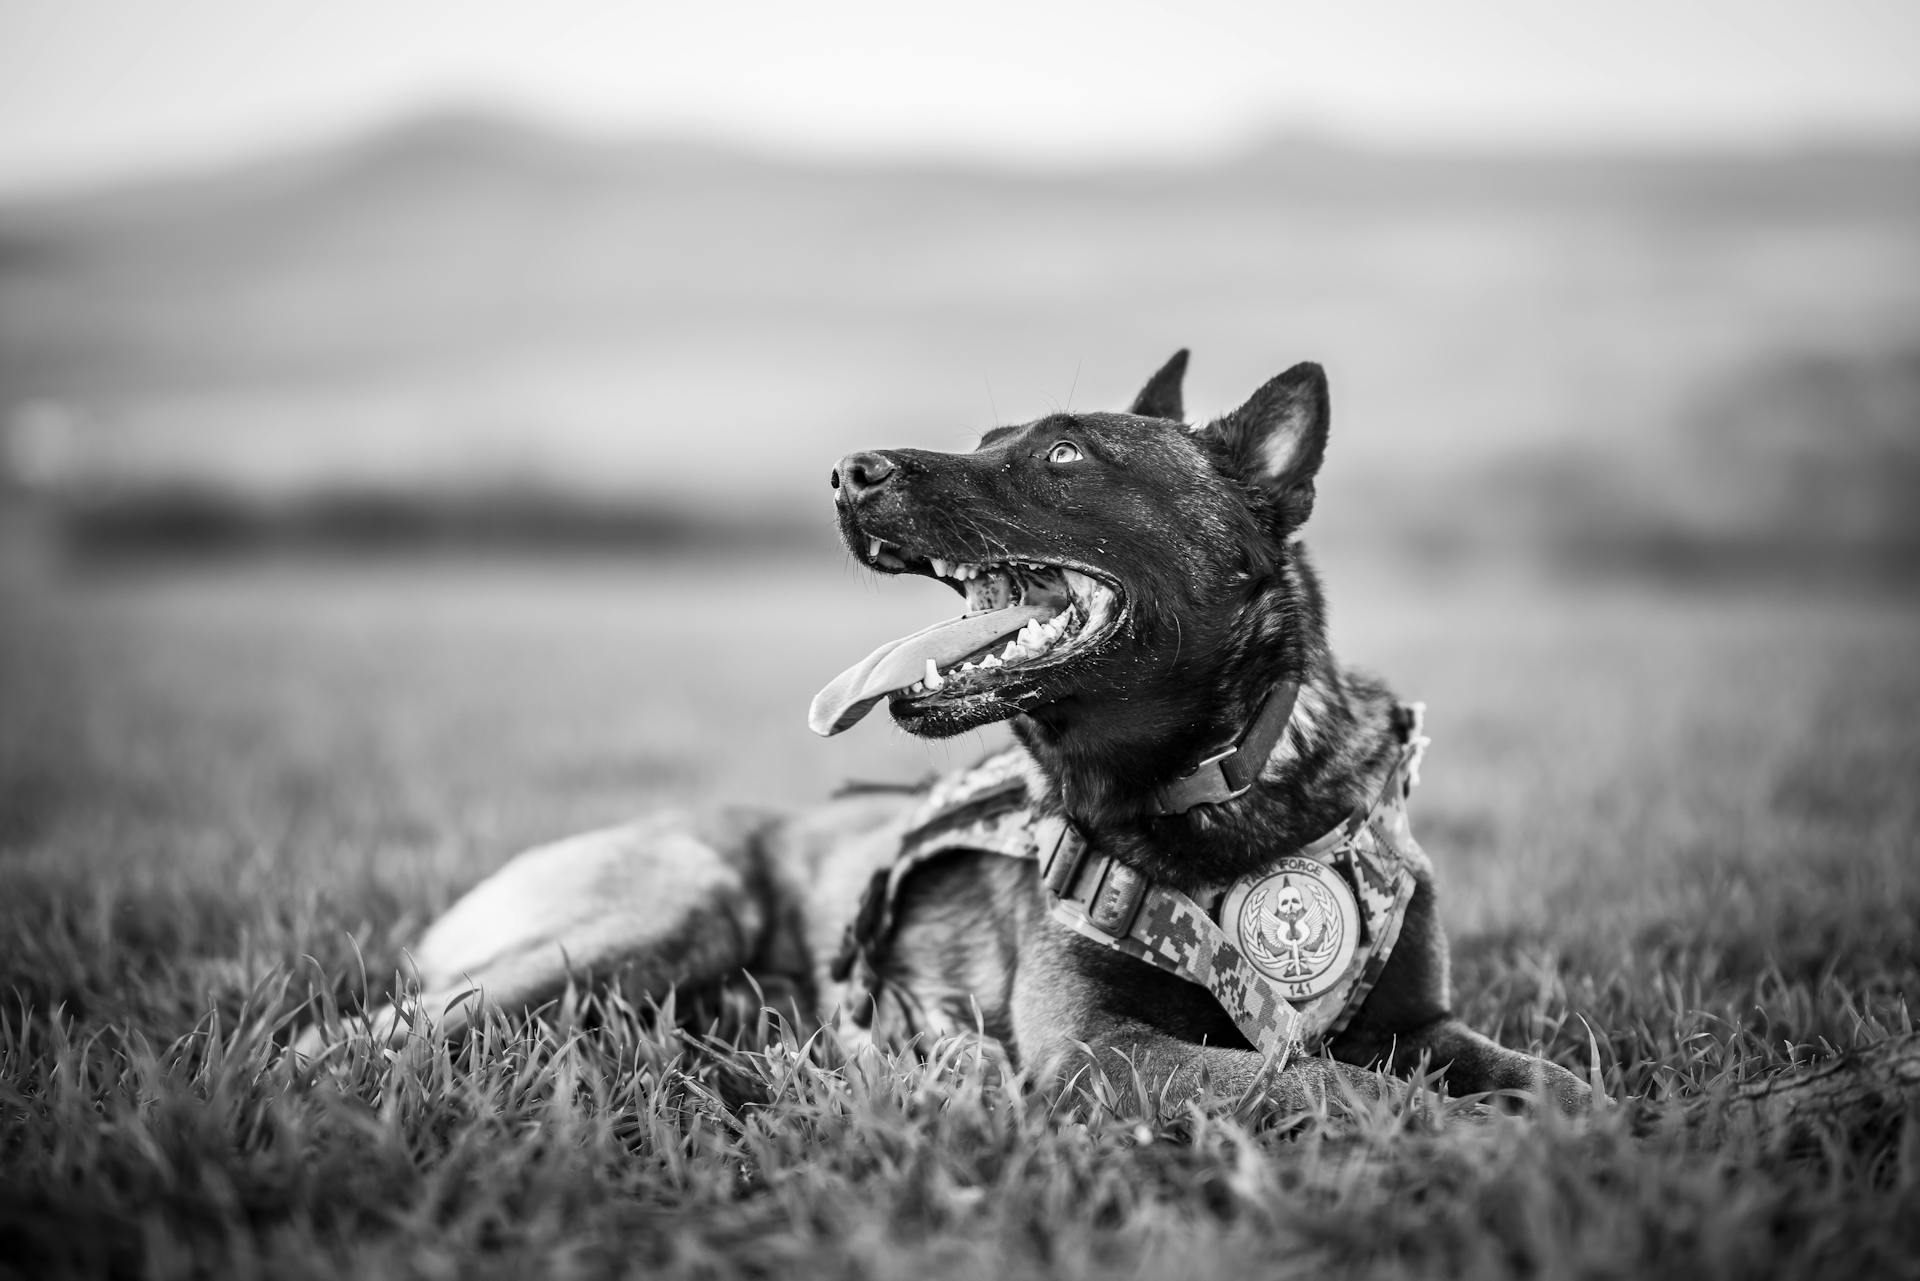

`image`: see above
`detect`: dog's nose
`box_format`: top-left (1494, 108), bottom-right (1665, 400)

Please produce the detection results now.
top-left (832, 451), bottom-right (897, 499)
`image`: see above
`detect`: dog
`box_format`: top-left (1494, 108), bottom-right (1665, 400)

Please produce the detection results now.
top-left (298, 352), bottom-right (1591, 1118)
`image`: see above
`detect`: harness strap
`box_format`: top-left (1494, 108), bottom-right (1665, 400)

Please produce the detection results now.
top-left (833, 704), bottom-right (1431, 1053)
top-left (1039, 816), bottom-right (1309, 1059)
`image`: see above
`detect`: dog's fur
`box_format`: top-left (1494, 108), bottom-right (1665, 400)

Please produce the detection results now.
top-left (304, 354), bottom-right (1589, 1116)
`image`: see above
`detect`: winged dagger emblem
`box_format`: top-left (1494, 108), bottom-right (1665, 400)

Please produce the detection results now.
top-left (1243, 873), bottom-right (1344, 982)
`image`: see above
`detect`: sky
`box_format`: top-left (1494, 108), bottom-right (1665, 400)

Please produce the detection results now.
top-left (1, 0), bottom-right (1918, 193)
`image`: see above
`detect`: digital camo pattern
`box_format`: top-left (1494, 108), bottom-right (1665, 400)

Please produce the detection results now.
top-left (905, 748), bottom-right (1031, 833)
top-left (1053, 881), bottom-right (1309, 1059)
top-left (864, 710), bottom-right (1431, 1057)
top-left (1048, 727), bottom-right (1428, 1054)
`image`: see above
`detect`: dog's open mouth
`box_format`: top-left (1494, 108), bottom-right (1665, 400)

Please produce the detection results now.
top-left (808, 538), bottom-right (1122, 736)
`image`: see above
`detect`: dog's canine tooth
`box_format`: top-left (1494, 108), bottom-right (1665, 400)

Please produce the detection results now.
top-left (930, 557), bottom-right (949, 578)
top-left (869, 538), bottom-right (885, 559)
top-left (923, 658), bottom-right (944, 690)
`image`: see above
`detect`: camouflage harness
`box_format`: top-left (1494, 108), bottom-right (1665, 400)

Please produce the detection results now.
top-left (832, 704), bottom-right (1433, 1061)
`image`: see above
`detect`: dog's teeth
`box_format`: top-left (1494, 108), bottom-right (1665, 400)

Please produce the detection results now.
top-left (1002, 640), bottom-right (1023, 660)
top-left (981, 654), bottom-right (1002, 668)
top-left (930, 557), bottom-right (949, 578)
top-left (959, 659), bottom-right (977, 673)
top-left (923, 658), bottom-right (944, 690)
top-left (869, 538), bottom-right (885, 558)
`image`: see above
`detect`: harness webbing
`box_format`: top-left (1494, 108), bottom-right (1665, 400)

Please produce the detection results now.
top-left (832, 705), bottom-right (1432, 1059)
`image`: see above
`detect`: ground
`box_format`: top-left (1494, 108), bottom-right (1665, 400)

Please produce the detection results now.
top-left (1, 552), bottom-right (1917, 1279)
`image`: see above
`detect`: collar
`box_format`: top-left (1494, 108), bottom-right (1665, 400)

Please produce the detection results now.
top-left (1146, 679), bottom-right (1301, 816)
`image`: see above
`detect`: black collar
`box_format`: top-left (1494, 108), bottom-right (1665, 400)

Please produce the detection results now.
top-left (1146, 680), bottom-right (1301, 816)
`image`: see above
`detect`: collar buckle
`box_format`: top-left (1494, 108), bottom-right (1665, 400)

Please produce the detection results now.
top-left (1147, 679), bottom-right (1301, 817)
top-left (1150, 751), bottom-right (1252, 815)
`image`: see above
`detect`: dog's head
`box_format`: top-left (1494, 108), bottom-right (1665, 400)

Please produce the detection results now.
top-left (811, 351), bottom-right (1333, 791)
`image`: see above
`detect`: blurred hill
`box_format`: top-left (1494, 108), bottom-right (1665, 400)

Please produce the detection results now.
top-left (2, 110), bottom-right (1917, 572)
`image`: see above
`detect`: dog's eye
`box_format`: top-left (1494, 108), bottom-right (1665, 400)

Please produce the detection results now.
top-left (1046, 441), bottom-right (1083, 465)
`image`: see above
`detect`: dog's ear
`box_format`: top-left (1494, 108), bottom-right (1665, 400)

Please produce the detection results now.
top-left (1128, 349), bottom-right (1189, 420)
top-left (1199, 361), bottom-right (1330, 527)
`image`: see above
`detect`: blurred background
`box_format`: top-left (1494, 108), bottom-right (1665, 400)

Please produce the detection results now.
top-left (1, 0), bottom-right (1917, 855)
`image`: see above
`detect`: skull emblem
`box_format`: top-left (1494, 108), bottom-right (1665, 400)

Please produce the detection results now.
top-left (1272, 883), bottom-right (1308, 939)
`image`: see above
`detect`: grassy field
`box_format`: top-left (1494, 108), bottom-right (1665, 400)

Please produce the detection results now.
top-left (4, 116), bottom-right (1916, 1278)
top-left (2, 553), bottom-right (1918, 1279)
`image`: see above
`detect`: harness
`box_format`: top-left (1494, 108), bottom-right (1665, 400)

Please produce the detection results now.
top-left (831, 703), bottom-right (1432, 1061)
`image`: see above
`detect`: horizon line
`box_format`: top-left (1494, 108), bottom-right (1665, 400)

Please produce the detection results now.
top-left (5, 100), bottom-right (1919, 204)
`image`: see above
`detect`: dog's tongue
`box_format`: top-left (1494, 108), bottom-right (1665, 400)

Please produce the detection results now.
top-left (808, 604), bottom-right (1053, 736)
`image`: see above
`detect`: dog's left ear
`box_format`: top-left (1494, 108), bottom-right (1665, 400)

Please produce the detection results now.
top-left (1199, 361), bottom-right (1330, 527)
top-left (1128, 348), bottom-right (1189, 420)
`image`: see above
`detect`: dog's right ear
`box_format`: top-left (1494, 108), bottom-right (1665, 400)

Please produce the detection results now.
top-left (1199, 361), bottom-right (1330, 528)
top-left (1128, 349), bottom-right (1190, 420)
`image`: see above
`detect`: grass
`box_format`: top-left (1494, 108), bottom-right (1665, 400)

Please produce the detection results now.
top-left (2, 552), bottom-right (1918, 1279)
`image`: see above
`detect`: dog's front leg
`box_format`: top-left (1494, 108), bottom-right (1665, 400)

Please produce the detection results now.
top-left (1009, 926), bottom-right (1386, 1119)
top-left (1380, 1017), bottom-right (1593, 1115)
top-left (1330, 876), bottom-right (1593, 1114)
top-left (1072, 1023), bottom-right (1389, 1118)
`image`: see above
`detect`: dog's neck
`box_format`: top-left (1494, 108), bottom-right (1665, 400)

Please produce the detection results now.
top-left (1011, 555), bottom-right (1404, 891)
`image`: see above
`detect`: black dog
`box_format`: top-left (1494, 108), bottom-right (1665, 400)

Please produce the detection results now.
top-left (298, 352), bottom-right (1591, 1118)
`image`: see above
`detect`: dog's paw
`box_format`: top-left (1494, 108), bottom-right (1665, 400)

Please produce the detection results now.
top-left (1551, 1070), bottom-right (1597, 1116)
top-left (1525, 1059), bottom-right (1597, 1116)
top-left (1474, 1056), bottom-right (1598, 1118)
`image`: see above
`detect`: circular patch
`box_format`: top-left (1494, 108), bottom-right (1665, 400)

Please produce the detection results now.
top-left (1220, 857), bottom-right (1362, 1001)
